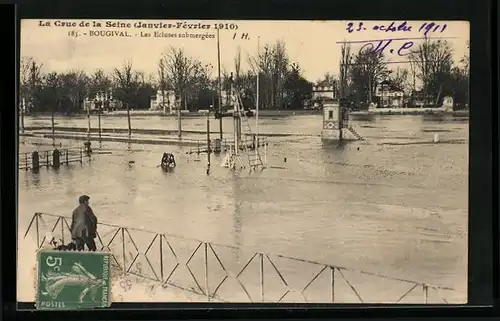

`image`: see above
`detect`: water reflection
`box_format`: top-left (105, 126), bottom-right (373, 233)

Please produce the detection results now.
top-left (30, 171), bottom-right (41, 188)
top-left (231, 174), bottom-right (244, 262)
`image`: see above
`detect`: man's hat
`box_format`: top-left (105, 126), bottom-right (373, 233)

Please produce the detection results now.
top-left (79, 195), bottom-right (90, 203)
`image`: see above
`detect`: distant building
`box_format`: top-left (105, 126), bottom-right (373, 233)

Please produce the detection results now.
top-left (409, 90), bottom-right (437, 107)
top-left (442, 95), bottom-right (454, 111)
top-left (220, 90), bottom-right (230, 109)
top-left (375, 80), bottom-right (404, 108)
top-left (312, 85), bottom-right (338, 101)
top-left (149, 89), bottom-right (177, 114)
top-left (83, 97), bottom-right (121, 112)
top-left (311, 85), bottom-right (339, 109)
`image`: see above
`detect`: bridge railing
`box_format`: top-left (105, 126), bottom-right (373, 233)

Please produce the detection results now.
top-left (19, 148), bottom-right (83, 171)
top-left (23, 212), bottom-right (458, 303)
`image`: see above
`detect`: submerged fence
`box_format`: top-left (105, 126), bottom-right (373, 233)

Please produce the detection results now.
top-left (23, 212), bottom-right (458, 303)
top-left (19, 148), bottom-right (84, 171)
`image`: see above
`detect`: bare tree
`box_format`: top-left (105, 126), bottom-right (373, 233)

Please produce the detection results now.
top-left (350, 48), bottom-right (390, 104)
top-left (248, 40), bottom-right (290, 109)
top-left (89, 69), bottom-right (112, 98)
top-left (43, 72), bottom-right (63, 140)
top-left (157, 58), bottom-right (168, 112)
top-left (20, 57), bottom-right (43, 113)
top-left (234, 46), bottom-right (242, 85)
top-left (160, 47), bottom-right (204, 105)
top-left (339, 42), bottom-right (352, 98)
top-left (389, 67), bottom-right (411, 93)
top-left (60, 70), bottom-right (89, 112)
top-left (114, 60), bottom-right (142, 136)
top-left (160, 47), bottom-right (204, 136)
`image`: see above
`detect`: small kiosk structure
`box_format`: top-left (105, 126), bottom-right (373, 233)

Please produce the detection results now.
top-left (321, 98), bottom-right (364, 141)
top-left (442, 96), bottom-right (454, 112)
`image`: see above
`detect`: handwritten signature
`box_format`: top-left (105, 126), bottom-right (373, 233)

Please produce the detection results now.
top-left (346, 21), bottom-right (448, 37)
top-left (337, 36), bottom-right (457, 58)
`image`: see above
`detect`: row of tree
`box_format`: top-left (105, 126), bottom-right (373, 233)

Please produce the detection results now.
top-left (20, 39), bottom-right (469, 115)
top-left (324, 39), bottom-right (470, 109)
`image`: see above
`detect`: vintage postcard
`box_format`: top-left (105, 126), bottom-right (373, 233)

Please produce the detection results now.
top-left (18, 19), bottom-right (469, 305)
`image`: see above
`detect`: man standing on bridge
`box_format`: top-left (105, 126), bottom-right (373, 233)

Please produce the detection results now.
top-left (70, 195), bottom-right (98, 251)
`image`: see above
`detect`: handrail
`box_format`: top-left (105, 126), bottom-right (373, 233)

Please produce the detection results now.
top-left (23, 212), bottom-right (457, 303)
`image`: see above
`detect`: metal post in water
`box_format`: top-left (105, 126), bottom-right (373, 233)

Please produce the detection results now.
top-left (264, 142), bottom-right (267, 165)
top-left (121, 228), bottom-right (126, 272)
top-left (126, 102), bottom-right (132, 137)
top-left (204, 243), bottom-right (210, 301)
top-left (330, 266), bottom-right (335, 303)
top-left (338, 106), bottom-right (343, 141)
top-left (207, 111), bottom-right (211, 172)
top-left (259, 253), bottom-right (264, 302)
top-left (256, 36), bottom-right (260, 154)
top-left (35, 214), bottom-right (40, 248)
top-left (87, 100), bottom-right (91, 143)
top-left (159, 235), bottom-right (164, 281)
top-left (60, 217), bottom-right (65, 244)
top-left (177, 96), bottom-right (182, 138)
top-left (20, 97), bottom-right (25, 133)
top-left (51, 103), bottom-right (56, 146)
top-left (98, 95), bottom-right (102, 140)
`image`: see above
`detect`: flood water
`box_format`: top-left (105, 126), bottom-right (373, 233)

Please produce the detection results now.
top-left (18, 114), bottom-right (468, 303)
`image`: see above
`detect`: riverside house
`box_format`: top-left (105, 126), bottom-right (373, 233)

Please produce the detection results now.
top-left (374, 80), bottom-right (405, 108)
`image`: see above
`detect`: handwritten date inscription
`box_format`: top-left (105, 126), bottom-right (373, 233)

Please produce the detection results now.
top-left (346, 21), bottom-right (447, 37)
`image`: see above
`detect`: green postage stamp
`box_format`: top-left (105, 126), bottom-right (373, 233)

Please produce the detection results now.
top-left (36, 250), bottom-right (112, 310)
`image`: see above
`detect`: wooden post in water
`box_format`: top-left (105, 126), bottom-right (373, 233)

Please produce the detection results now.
top-left (177, 96), bottom-right (182, 138)
top-left (87, 99), bottom-right (91, 143)
top-left (126, 102), bottom-right (132, 137)
top-left (98, 95), bottom-right (102, 140)
top-left (51, 102), bottom-right (57, 146)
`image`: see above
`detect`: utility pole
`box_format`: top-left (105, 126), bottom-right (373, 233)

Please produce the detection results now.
top-left (256, 36), bottom-right (260, 152)
top-left (231, 73), bottom-right (239, 155)
top-left (217, 27), bottom-right (223, 140)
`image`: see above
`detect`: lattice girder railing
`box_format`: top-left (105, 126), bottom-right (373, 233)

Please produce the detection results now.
top-left (23, 212), bottom-right (457, 303)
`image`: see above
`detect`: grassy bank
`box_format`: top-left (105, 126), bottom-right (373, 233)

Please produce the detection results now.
top-left (23, 126), bottom-right (311, 137)
top-left (25, 109), bottom-right (322, 118)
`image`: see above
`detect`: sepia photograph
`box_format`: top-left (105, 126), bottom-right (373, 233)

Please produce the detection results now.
top-left (18, 19), bottom-right (469, 305)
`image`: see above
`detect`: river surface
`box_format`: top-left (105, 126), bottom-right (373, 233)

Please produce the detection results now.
top-left (18, 114), bottom-right (468, 303)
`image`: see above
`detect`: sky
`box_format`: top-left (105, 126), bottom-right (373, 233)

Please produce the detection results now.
top-left (20, 19), bottom-right (469, 83)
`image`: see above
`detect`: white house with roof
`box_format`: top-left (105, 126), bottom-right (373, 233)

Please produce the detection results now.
top-left (375, 80), bottom-right (405, 108)
top-left (149, 89), bottom-right (178, 114)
